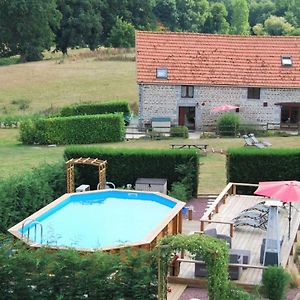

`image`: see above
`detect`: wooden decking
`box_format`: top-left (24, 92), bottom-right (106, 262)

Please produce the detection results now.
top-left (170, 190), bottom-right (300, 290)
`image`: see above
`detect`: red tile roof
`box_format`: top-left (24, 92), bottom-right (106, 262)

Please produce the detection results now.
top-left (136, 31), bottom-right (300, 88)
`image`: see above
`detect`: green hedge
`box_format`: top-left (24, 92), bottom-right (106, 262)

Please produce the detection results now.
top-left (227, 148), bottom-right (300, 193)
top-left (60, 101), bottom-right (130, 117)
top-left (0, 242), bottom-right (157, 300)
top-left (0, 162), bottom-right (66, 233)
top-left (20, 113), bottom-right (125, 145)
top-left (170, 126), bottom-right (189, 138)
top-left (64, 146), bottom-right (199, 195)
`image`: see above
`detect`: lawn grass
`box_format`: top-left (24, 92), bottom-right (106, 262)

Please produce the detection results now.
top-left (1, 129), bottom-right (299, 194)
top-left (0, 58), bottom-right (137, 115)
top-left (0, 129), bottom-right (64, 180)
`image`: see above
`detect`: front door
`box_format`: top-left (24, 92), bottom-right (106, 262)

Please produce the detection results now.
top-left (178, 106), bottom-right (195, 130)
top-left (281, 105), bottom-right (300, 128)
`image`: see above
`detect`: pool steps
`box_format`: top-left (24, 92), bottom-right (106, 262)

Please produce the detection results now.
top-left (21, 219), bottom-right (43, 244)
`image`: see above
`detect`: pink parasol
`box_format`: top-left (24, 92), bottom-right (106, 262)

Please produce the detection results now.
top-left (212, 104), bottom-right (239, 112)
top-left (254, 180), bottom-right (300, 239)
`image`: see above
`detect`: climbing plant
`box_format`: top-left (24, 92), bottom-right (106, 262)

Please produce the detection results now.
top-left (158, 234), bottom-right (230, 300)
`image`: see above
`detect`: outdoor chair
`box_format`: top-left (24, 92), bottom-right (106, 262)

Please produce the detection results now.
top-left (234, 218), bottom-right (267, 230)
top-left (204, 228), bottom-right (232, 248)
top-left (248, 133), bottom-right (272, 147)
top-left (230, 249), bottom-right (251, 269)
top-left (228, 253), bottom-right (243, 280)
top-left (242, 135), bottom-right (265, 148)
top-left (195, 253), bottom-right (243, 280)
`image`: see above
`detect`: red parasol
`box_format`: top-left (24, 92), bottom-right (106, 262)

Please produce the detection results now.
top-left (212, 104), bottom-right (239, 112)
top-left (254, 180), bottom-right (300, 239)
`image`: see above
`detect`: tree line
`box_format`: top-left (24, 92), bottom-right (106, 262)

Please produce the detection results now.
top-left (0, 0), bottom-right (300, 62)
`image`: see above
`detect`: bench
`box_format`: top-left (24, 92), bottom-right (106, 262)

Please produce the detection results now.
top-left (170, 144), bottom-right (208, 151)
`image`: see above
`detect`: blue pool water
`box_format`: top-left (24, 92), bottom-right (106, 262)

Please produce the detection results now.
top-left (20, 190), bottom-right (175, 249)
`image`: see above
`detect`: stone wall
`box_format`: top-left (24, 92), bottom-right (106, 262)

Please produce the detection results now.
top-left (138, 84), bottom-right (300, 129)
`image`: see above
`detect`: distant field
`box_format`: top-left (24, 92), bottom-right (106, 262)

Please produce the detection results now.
top-left (0, 52), bottom-right (137, 115)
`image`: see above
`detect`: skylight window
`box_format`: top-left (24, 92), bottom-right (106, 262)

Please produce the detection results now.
top-left (156, 67), bottom-right (168, 79)
top-left (281, 55), bottom-right (292, 67)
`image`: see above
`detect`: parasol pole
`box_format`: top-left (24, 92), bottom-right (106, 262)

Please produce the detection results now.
top-left (288, 203), bottom-right (292, 240)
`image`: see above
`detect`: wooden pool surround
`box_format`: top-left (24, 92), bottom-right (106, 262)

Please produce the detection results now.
top-left (8, 189), bottom-right (185, 254)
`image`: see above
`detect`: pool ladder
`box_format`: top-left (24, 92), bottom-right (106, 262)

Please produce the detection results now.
top-left (21, 219), bottom-right (43, 244)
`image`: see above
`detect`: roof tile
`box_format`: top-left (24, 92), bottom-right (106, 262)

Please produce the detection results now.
top-left (136, 31), bottom-right (300, 88)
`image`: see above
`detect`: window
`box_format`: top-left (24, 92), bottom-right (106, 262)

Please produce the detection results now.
top-left (181, 85), bottom-right (194, 98)
top-left (247, 87), bottom-right (260, 99)
top-left (156, 68), bottom-right (168, 79)
top-left (281, 55), bottom-right (292, 67)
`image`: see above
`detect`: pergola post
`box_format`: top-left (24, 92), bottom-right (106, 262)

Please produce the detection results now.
top-left (65, 158), bottom-right (107, 193)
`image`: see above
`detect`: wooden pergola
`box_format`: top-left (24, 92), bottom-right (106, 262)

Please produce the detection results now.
top-left (65, 157), bottom-right (107, 193)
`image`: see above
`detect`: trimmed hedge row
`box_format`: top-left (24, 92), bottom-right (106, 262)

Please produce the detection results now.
top-left (64, 146), bottom-right (199, 195)
top-left (60, 100), bottom-right (130, 117)
top-left (0, 242), bottom-right (157, 300)
top-left (227, 148), bottom-right (300, 193)
top-left (0, 162), bottom-right (66, 233)
top-left (20, 113), bottom-right (125, 145)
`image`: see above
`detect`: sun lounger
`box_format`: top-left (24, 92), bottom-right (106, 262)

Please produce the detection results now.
top-left (242, 202), bottom-right (269, 214)
top-left (234, 218), bottom-right (267, 230)
top-left (233, 210), bottom-right (268, 222)
top-left (248, 133), bottom-right (272, 147)
top-left (242, 135), bottom-right (265, 148)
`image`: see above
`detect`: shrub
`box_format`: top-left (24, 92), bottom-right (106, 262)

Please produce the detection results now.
top-left (20, 114), bottom-right (125, 144)
top-left (262, 266), bottom-right (290, 300)
top-left (228, 284), bottom-right (263, 300)
top-left (0, 242), bottom-right (157, 300)
top-left (169, 182), bottom-right (189, 201)
top-left (60, 100), bottom-right (130, 117)
top-left (0, 56), bottom-right (20, 66)
top-left (217, 113), bottom-right (240, 137)
top-left (170, 126), bottom-right (189, 138)
top-left (227, 148), bottom-right (300, 194)
top-left (64, 146), bottom-right (199, 195)
top-left (0, 162), bottom-right (66, 233)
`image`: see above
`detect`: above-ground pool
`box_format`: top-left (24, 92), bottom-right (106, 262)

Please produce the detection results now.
top-left (9, 190), bottom-right (185, 252)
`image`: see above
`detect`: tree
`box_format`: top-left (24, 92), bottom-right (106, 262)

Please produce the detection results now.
top-left (230, 0), bottom-right (250, 35)
top-left (287, 0), bottom-right (300, 27)
top-left (264, 15), bottom-right (294, 35)
top-left (176, 0), bottom-right (210, 32)
top-left (203, 2), bottom-right (230, 34)
top-left (154, 0), bottom-right (178, 31)
top-left (252, 23), bottom-right (266, 35)
top-left (126, 0), bottom-right (156, 30)
top-left (55, 0), bottom-right (104, 54)
top-left (108, 17), bottom-right (135, 48)
top-left (249, 0), bottom-right (276, 27)
top-left (0, 0), bottom-right (61, 62)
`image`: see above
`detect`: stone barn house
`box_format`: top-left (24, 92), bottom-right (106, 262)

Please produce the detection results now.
top-left (136, 31), bottom-right (300, 130)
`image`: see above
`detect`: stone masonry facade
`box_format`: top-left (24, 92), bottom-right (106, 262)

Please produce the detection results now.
top-left (138, 84), bottom-right (300, 130)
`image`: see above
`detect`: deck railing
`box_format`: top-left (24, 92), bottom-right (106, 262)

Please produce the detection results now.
top-left (200, 182), bottom-right (259, 237)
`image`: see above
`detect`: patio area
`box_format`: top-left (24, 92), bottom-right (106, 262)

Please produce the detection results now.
top-left (168, 183), bottom-right (300, 289)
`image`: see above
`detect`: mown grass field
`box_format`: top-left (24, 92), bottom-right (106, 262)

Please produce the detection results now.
top-left (0, 53), bottom-right (137, 115)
